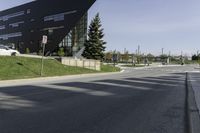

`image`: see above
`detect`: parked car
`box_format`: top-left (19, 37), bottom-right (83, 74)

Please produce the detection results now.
top-left (0, 45), bottom-right (20, 56)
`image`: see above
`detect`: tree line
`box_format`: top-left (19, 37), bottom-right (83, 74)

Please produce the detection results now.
top-left (82, 13), bottom-right (199, 66)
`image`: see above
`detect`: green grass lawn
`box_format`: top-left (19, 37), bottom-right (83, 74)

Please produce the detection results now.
top-left (0, 56), bottom-right (120, 80)
top-left (101, 64), bottom-right (121, 72)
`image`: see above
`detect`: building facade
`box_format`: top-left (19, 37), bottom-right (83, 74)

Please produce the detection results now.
top-left (0, 0), bottom-right (96, 55)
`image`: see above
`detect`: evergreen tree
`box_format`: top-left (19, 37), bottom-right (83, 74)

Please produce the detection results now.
top-left (82, 13), bottom-right (106, 60)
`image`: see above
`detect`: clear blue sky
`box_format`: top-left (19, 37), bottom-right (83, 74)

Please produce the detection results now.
top-left (1, 0), bottom-right (200, 56)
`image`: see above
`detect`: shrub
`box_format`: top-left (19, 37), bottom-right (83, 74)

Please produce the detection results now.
top-left (25, 48), bottom-right (30, 54)
top-left (58, 47), bottom-right (65, 57)
top-left (38, 50), bottom-right (43, 56)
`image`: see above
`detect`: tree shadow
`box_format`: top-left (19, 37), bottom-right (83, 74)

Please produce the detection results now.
top-left (0, 72), bottom-right (186, 133)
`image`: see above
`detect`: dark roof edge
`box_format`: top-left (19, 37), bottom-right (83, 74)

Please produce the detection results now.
top-left (0, 0), bottom-right (36, 14)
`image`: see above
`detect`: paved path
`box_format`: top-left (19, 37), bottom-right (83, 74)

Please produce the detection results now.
top-left (0, 65), bottom-right (197, 133)
top-left (188, 73), bottom-right (200, 115)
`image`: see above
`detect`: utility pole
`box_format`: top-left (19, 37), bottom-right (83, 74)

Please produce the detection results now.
top-left (168, 51), bottom-right (171, 64)
top-left (138, 45), bottom-right (140, 55)
top-left (197, 50), bottom-right (200, 67)
top-left (112, 50), bottom-right (117, 67)
top-left (162, 48), bottom-right (164, 55)
top-left (132, 53), bottom-right (135, 66)
top-left (137, 45), bottom-right (140, 64)
top-left (181, 51), bottom-right (183, 65)
top-left (124, 48), bottom-right (126, 54)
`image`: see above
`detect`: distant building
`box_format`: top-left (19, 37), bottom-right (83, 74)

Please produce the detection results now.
top-left (0, 0), bottom-right (96, 55)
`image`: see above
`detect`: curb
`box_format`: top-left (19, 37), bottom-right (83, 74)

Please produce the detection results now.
top-left (186, 73), bottom-right (200, 133)
top-left (0, 71), bottom-right (124, 87)
top-left (118, 64), bottom-right (183, 70)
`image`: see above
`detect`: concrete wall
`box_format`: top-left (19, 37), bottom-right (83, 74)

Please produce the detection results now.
top-left (61, 58), bottom-right (101, 71)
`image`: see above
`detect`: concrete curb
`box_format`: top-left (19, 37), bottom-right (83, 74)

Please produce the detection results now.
top-left (186, 73), bottom-right (200, 133)
top-left (0, 71), bottom-right (124, 87)
top-left (118, 64), bottom-right (183, 70)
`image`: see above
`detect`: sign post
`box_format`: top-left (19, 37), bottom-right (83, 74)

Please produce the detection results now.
top-left (112, 54), bottom-right (118, 67)
top-left (40, 35), bottom-right (48, 76)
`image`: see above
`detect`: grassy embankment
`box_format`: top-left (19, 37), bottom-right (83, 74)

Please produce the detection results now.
top-left (0, 56), bottom-right (120, 80)
top-left (101, 64), bottom-right (121, 72)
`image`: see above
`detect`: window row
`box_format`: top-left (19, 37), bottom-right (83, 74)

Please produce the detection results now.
top-left (0, 11), bottom-right (25, 21)
top-left (0, 21), bottom-right (24, 30)
top-left (0, 32), bottom-right (22, 40)
top-left (9, 21), bottom-right (24, 28)
top-left (0, 9), bottom-right (77, 24)
top-left (44, 10), bottom-right (77, 22)
top-left (42, 26), bottom-right (65, 31)
top-left (0, 25), bottom-right (5, 30)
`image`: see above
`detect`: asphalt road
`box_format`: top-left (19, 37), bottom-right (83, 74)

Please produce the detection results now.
top-left (0, 65), bottom-right (198, 133)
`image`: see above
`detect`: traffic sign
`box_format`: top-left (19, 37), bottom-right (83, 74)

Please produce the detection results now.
top-left (40, 35), bottom-right (47, 76)
top-left (42, 35), bottom-right (48, 44)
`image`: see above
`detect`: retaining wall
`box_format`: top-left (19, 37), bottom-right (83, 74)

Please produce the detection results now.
top-left (61, 58), bottom-right (101, 71)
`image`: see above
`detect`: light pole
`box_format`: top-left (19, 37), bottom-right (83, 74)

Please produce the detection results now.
top-left (161, 48), bottom-right (164, 64)
top-left (197, 50), bottom-right (200, 66)
top-left (168, 51), bottom-right (171, 64)
top-left (181, 51), bottom-right (183, 65)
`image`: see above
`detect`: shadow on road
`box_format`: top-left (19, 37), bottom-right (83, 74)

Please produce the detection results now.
top-left (0, 72), bottom-right (187, 133)
top-left (0, 73), bottom-right (185, 111)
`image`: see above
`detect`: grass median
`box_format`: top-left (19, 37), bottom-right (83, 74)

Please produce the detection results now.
top-left (0, 56), bottom-right (120, 80)
top-left (101, 64), bottom-right (121, 72)
top-left (121, 64), bottom-right (146, 67)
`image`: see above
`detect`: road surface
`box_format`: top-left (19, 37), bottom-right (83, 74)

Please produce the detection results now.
top-left (0, 65), bottom-right (198, 133)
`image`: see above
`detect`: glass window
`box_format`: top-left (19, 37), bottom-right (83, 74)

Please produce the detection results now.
top-left (0, 25), bottom-right (5, 30)
top-left (42, 26), bottom-right (64, 31)
top-left (9, 21), bottom-right (24, 28)
top-left (0, 45), bottom-right (6, 49)
top-left (27, 9), bottom-right (31, 14)
top-left (0, 11), bottom-right (25, 21)
top-left (54, 15), bottom-right (64, 22)
top-left (44, 16), bottom-right (54, 21)
top-left (44, 10), bottom-right (77, 22)
top-left (48, 29), bottom-right (53, 34)
top-left (30, 19), bottom-right (35, 22)
top-left (0, 32), bottom-right (22, 40)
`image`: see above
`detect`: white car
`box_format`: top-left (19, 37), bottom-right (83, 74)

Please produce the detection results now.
top-left (0, 45), bottom-right (20, 56)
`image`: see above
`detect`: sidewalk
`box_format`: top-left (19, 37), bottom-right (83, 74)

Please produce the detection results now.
top-left (116, 63), bottom-right (182, 70)
top-left (189, 73), bottom-right (200, 115)
top-left (187, 72), bottom-right (200, 133)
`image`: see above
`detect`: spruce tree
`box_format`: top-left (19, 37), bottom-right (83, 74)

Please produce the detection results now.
top-left (83, 13), bottom-right (106, 60)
